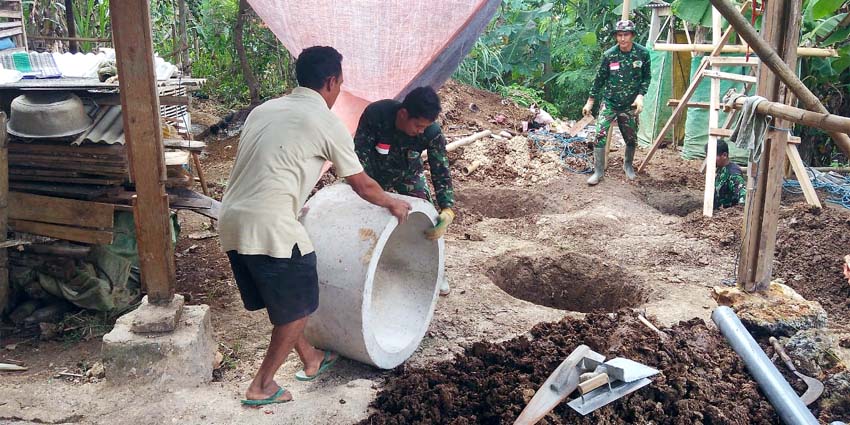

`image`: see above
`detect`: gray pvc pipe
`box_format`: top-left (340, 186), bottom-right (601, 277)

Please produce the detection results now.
top-left (712, 306), bottom-right (819, 425)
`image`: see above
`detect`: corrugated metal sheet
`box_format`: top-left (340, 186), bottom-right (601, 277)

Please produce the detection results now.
top-left (74, 105), bottom-right (125, 145)
top-left (646, 0), bottom-right (671, 8)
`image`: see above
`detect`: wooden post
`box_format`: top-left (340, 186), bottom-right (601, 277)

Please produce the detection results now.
top-left (703, 7), bottom-right (723, 216)
top-left (0, 113), bottom-right (8, 315)
top-left (709, 0), bottom-right (850, 159)
top-left (622, 0), bottom-right (630, 20)
top-left (737, 0), bottom-right (801, 291)
top-left (64, 0), bottom-right (78, 53)
top-left (111, 0), bottom-right (176, 304)
top-left (178, 0), bottom-right (190, 73)
top-left (649, 8), bottom-right (661, 47)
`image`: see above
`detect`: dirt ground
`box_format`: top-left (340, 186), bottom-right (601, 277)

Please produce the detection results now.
top-left (2, 81), bottom-right (849, 424)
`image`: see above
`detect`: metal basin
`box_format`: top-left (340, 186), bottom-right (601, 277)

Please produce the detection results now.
top-left (7, 92), bottom-right (94, 139)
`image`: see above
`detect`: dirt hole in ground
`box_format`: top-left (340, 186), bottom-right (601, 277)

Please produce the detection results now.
top-left (639, 187), bottom-right (703, 217)
top-left (486, 250), bottom-right (649, 312)
top-left (455, 187), bottom-right (559, 219)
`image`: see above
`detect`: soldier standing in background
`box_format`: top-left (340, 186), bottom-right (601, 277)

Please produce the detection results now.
top-left (582, 19), bottom-right (652, 185)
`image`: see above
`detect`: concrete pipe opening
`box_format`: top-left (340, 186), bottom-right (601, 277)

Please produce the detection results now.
top-left (368, 212), bottom-right (439, 354)
top-left (301, 184), bottom-right (444, 369)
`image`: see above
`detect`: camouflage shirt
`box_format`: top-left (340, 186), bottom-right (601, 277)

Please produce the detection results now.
top-left (354, 99), bottom-right (455, 209)
top-left (715, 162), bottom-right (747, 208)
top-left (589, 43), bottom-right (652, 111)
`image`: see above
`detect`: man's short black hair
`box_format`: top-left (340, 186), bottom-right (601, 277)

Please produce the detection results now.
top-left (706, 139), bottom-right (731, 156)
top-left (401, 86), bottom-right (442, 121)
top-left (296, 46), bottom-right (342, 91)
top-left (717, 139), bottom-right (730, 156)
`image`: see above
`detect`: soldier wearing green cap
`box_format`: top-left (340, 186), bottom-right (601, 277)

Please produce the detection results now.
top-left (582, 19), bottom-right (652, 185)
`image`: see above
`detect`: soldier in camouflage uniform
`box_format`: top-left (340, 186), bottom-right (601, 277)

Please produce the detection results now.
top-left (711, 139), bottom-right (747, 208)
top-left (582, 20), bottom-right (652, 185)
top-left (354, 86), bottom-right (455, 294)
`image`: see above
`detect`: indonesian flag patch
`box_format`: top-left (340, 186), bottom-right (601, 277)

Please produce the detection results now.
top-left (609, 61), bottom-right (620, 71)
top-left (376, 142), bottom-right (390, 155)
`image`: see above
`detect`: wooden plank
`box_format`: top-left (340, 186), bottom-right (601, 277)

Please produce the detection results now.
top-left (9, 175), bottom-right (124, 185)
top-left (7, 159), bottom-right (127, 175)
top-left (709, 128), bottom-right (734, 137)
top-left (9, 182), bottom-right (116, 200)
top-left (163, 138), bottom-right (205, 152)
top-left (9, 192), bottom-right (114, 228)
top-left (0, 27), bottom-right (21, 38)
top-left (566, 115), bottom-right (594, 137)
top-left (785, 143), bottom-right (821, 208)
top-left (10, 168), bottom-right (83, 177)
top-left (667, 99), bottom-right (712, 108)
top-left (703, 6), bottom-right (723, 217)
top-left (8, 141), bottom-right (126, 156)
top-left (112, 0), bottom-right (176, 303)
top-left (0, 9), bottom-right (21, 18)
top-left (708, 56), bottom-right (761, 66)
top-left (703, 69), bottom-right (758, 84)
top-left (9, 153), bottom-right (126, 166)
top-left (0, 21), bottom-right (21, 29)
top-left (0, 112), bottom-right (8, 315)
top-left (8, 219), bottom-right (113, 245)
top-left (91, 94), bottom-right (190, 107)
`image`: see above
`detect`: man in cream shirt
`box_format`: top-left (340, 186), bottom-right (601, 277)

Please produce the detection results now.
top-left (219, 46), bottom-right (410, 405)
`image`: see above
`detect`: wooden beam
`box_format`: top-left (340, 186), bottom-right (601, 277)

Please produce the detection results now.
top-left (709, 0), bottom-right (850, 159)
top-left (709, 128), bottom-right (734, 137)
top-left (8, 192), bottom-right (115, 228)
top-left (703, 69), bottom-right (758, 84)
top-left (64, 0), bottom-right (78, 52)
top-left (112, 0), bottom-right (176, 304)
top-left (703, 6), bottom-right (723, 216)
top-left (667, 99), bottom-right (712, 109)
top-left (785, 143), bottom-right (822, 208)
top-left (8, 220), bottom-right (113, 245)
top-left (652, 43), bottom-right (837, 57)
top-left (0, 113), bottom-right (8, 315)
top-left (708, 56), bottom-right (761, 66)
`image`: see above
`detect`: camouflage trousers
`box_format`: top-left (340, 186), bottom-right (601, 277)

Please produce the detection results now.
top-left (384, 172), bottom-right (433, 203)
top-left (594, 104), bottom-right (639, 149)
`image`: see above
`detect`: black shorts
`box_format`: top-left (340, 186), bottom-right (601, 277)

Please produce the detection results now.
top-left (226, 245), bottom-right (319, 326)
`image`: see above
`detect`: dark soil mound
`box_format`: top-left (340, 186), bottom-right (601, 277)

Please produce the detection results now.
top-left (361, 313), bottom-right (786, 424)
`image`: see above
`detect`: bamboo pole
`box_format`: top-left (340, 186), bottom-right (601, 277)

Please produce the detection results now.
top-left (709, 0), bottom-right (850, 159)
top-left (622, 0), bottom-right (630, 20)
top-left (653, 43), bottom-right (837, 57)
top-left (724, 96), bottom-right (850, 134)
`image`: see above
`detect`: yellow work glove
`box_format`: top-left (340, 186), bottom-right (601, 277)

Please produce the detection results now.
top-left (581, 99), bottom-right (594, 117)
top-left (632, 94), bottom-right (644, 114)
top-left (425, 208), bottom-right (455, 241)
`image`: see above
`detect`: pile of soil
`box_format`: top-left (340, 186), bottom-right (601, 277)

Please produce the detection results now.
top-left (360, 313), bottom-right (800, 424)
top-left (438, 80), bottom-right (533, 133)
top-left (775, 206), bottom-right (850, 324)
top-left (681, 204), bottom-right (850, 324)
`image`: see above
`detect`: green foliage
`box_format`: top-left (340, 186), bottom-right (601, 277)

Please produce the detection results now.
top-left (454, 0), bottom-right (647, 117)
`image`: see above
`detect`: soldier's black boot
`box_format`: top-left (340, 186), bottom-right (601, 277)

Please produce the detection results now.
top-left (587, 147), bottom-right (606, 186)
top-left (624, 145), bottom-right (637, 180)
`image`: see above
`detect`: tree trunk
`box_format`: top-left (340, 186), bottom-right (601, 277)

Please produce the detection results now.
top-left (235, 0), bottom-right (261, 105)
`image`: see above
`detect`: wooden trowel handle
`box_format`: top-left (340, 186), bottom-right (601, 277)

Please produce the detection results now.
top-left (577, 373), bottom-right (609, 395)
top-left (769, 337), bottom-right (797, 372)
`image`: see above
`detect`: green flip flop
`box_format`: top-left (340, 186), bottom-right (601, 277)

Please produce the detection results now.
top-left (240, 387), bottom-right (291, 406)
top-left (295, 351), bottom-right (339, 382)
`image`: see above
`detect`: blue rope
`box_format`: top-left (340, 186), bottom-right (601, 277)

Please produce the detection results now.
top-left (528, 129), bottom-right (593, 174)
top-left (783, 168), bottom-right (850, 209)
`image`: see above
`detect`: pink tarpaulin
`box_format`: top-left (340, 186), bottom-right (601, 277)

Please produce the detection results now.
top-left (247, 0), bottom-right (499, 132)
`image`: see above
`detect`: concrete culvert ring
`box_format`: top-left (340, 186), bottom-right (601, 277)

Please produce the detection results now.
top-left (486, 249), bottom-right (649, 312)
top-left (639, 187), bottom-right (703, 217)
top-left (368, 212), bottom-right (440, 355)
top-left (455, 187), bottom-right (559, 219)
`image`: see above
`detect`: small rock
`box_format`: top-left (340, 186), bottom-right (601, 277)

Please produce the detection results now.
top-left (86, 361), bottom-right (105, 379)
top-left (713, 281), bottom-right (827, 337)
top-left (213, 351), bottom-right (224, 369)
top-left (521, 388), bottom-right (536, 404)
top-left (783, 329), bottom-right (839, 375)
top-left (38, 322), bottom-right (61, 340)
top-left (339, 399), bottom-right (347, 405)
top-left (4, 344), bottom-right (16, 351)
top-left (224, 145), bottom-right (233, 150)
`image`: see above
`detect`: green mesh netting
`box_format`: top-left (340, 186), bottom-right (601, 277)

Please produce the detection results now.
top-left (638, 49), bottom-right (675, 148)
